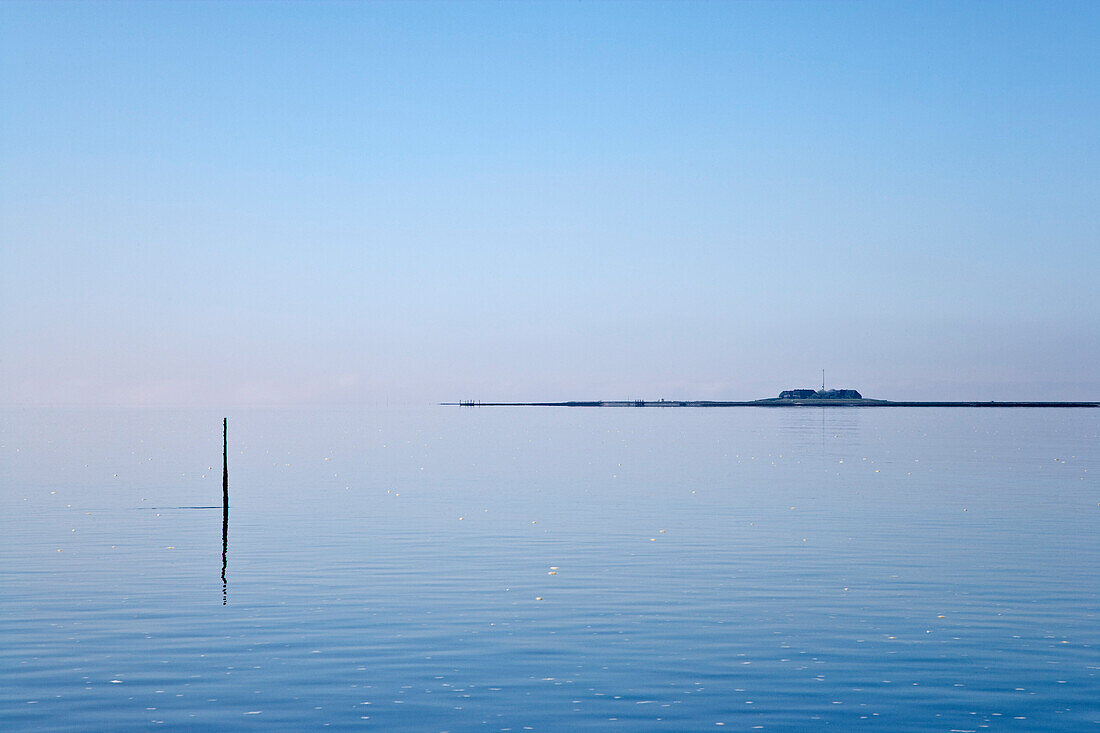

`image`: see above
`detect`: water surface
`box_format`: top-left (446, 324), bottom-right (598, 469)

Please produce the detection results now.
top-left (2, 407), bottom-right (1097, 730)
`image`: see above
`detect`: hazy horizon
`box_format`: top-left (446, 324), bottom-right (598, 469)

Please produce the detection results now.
top-left (3, 1), bottom-right (1098, 407)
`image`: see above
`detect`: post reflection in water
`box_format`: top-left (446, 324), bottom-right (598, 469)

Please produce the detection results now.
top-left (221, 502), bottom-right (228, 605)
top-left (221, 418), bottom-right (229, 605)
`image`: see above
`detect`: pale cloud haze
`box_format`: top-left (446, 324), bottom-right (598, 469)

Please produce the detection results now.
top-left (2, 1), bottom-right (1098, 406)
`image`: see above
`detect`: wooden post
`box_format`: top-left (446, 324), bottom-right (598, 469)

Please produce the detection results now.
top-left (222, 418), bottom-right (229, 509)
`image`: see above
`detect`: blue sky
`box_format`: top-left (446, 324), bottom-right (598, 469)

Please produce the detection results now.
top-left (2, 1), bottom-right (1098, 405)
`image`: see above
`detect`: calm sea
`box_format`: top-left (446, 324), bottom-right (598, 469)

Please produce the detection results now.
top-left (2, 406), bottom-right (1097, 731)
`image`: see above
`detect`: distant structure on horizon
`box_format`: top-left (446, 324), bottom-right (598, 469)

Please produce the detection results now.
top-left (448, 387), bottom-right (1097, 407)
top-left (778, 388), bottom-right (863, 400)
top-left (776, 369), bottom-right (862, 399)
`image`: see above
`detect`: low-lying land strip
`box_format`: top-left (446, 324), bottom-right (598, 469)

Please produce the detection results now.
top-left (446, 399), bottom-right (1098, 408)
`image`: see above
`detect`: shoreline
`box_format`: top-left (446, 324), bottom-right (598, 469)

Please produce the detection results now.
top-left (445, 399), bottom-right (1099, 408)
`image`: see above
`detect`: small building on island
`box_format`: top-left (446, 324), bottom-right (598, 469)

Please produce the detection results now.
top-left (779, 389), bottom-right (818, 399)
top-left (779, 388), bottom-right (862, 400)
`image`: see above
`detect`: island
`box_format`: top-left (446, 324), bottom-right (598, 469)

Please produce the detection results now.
top-left (446, 388), bottom-right (1098, 408)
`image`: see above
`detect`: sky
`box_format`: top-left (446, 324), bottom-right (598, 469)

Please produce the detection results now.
top-left (2, 1), bottom-right (1098, 406)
